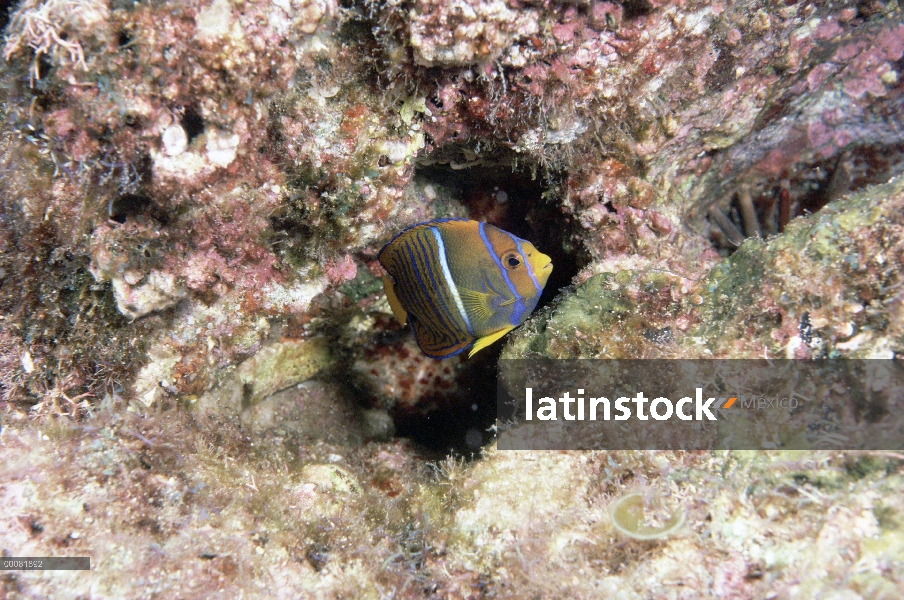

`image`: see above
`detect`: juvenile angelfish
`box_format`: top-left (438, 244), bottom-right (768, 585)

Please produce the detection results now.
top-left (378, 218), bottom-right (553, 359)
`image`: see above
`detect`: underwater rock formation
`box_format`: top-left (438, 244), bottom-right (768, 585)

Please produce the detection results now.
top-left (0, 0), bottom-right (902, 596)
top-left (2, 0), bottom-right (902, 408)
top-left (504, 176), bottom-right (904, 360)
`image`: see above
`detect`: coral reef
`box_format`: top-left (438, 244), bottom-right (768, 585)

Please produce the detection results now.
top-left (2, 412), bottom-right (902, 597)
top-left (3, 0), bottom-right (901, 409)
top-left (503, 175), bottom-right (904, 360)
top-left (1, 0), bottom-right (903, 596)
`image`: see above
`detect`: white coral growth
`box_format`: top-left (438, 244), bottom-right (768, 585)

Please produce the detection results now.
top-left (408, 0), bottom-right (540, 67)
top-left (2, 0), bottom-right (108, 83)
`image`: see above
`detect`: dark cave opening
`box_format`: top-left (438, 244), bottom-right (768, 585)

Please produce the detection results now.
top-left (621, 0), bottom-right (654, 20)
top-left (388, 156), bottom-right (589, 457)
top-left (181, 106), bottom-right (205, 144)
top-left (413, 161), bottom-right (587, 314)
top-left (391, 343), bottom-right (503, 458)
top-left (0, 0), bottom-right (15, 35)
top-left (109, 193), bottom-right (152, 224)
top-left (117, 29), bottom-right (133, 49)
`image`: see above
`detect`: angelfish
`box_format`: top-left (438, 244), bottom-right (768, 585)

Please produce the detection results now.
top-left (378, 218), bottom-right (553, 359)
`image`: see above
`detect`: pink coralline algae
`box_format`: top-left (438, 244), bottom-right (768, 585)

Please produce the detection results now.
top-left (352, 336), bottom-right (466, 415)
top-left (837, 23), bottom-right (904, 99)
top-left (324, 254), bottom-right (358, 286)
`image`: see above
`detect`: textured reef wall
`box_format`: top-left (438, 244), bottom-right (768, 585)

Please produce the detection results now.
top-left (1, 0), bottom-right (903, 597)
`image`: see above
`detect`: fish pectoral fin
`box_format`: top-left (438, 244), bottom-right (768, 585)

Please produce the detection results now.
top-left (458, 288), bottom-right (495, 324)
top-left (382, 274), bottom-right (408, 326)
top-left (482, 271), bottom-right (506, 298)
top-left (468, 326), bottom-right (515, 358)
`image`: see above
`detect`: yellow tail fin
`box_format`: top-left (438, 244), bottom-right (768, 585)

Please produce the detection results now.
top-left (468, 326), bottom-right (514, 358)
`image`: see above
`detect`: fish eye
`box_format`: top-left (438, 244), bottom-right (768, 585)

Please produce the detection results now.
top-left (503, 252), bottom-right (523, 270)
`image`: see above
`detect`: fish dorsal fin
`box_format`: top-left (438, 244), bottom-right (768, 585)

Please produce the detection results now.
top-left (468, 326), bottom-right (515, 358)
top-left (378, 218), bottom-right (471, 260)
top-left (382, 274), bottom-right (408, 326)
top-left (457, 288), bottom-right (495, 325)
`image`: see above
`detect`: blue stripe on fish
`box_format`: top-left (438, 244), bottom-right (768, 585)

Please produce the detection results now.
top-left (412, 232), bottom-right (465, 338)
top-left (479, 222), bottom-right (526, 326)
top-left (400, 242), bottom-right (439, 326)
top-left (411, 327), bottom-right (469, 358)
top-left (430, 226), bottom-right (474, 337)
top-left (403, 238), bottom-right (457, 343)
top-left (383, 239), bottom-right (436, 333)
top-left (391, 233), bottom-right (471, 356)
top-left (381, 217), bottom-right (470, 250)
top-left (514, 237), bottom-right (542, 294)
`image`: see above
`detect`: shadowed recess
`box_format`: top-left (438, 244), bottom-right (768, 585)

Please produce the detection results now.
top-left (109, 193), bottom-right (151, 223)
top-left (0, 0), bottom-right (17, 34)
top-left (392, 344), bottom-right (502, 458)
top-left (413, 160), bottom-right (588, 313)
top-left (709, 142), bottom-right (904, 254)
top-left (181, 106), bottom-right (205, 144)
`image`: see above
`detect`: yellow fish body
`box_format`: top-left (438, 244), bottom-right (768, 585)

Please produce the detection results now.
top-left (378, 218), bottom-right (553, 359)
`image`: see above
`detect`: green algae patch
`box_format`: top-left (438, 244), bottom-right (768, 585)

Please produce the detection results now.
top-left (795, 188), bottom-right (890, 266)
top-left (503, 267), bottom-right (701, 359)
top-left (704, 238), bottom-right (766, 299)
top-left (695, 237), bottom-right (771, 343)
top-left (695, 176), bottom-right (904, 356)
top-left (503, 273), bottom-right (639, 357)
top-left (339, 268), bottom-right (383, 303)
top-left (548, 273), bottom-right (635, 331)
top-left (399, 94), bottom-right (427, 126)
top-left (237, 337), bottom-right (333, 406)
